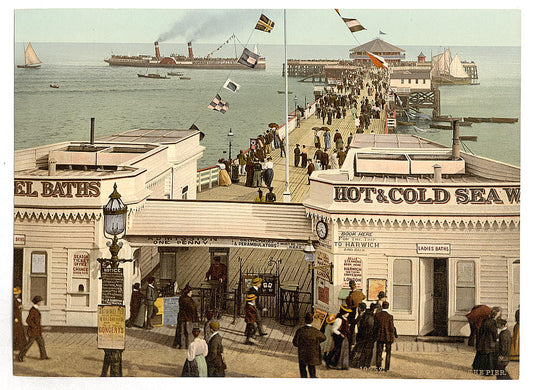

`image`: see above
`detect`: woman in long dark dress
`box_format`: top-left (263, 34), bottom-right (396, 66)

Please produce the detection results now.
top-left (13, 287), bottom-right (27, 351)
top-left (245, 158), bottom-right (254, 187)
top-left (472, 306), bottom-right (502, 375)
top-left (326, 304), bottom-right (351, 370)
top-left (127, 283), bottom-right (144, 328)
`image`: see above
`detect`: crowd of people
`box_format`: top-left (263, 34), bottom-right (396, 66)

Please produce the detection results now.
top-left (290, 279), bottom-right (397, 378)
top-left (467, 304), bottom-right (520, 379)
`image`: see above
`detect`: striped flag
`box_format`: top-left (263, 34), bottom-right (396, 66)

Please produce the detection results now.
top-left (223, 78), bottom-right (240, 93)
top-left (238, 48), bottom-right (260, 68)
top-left (366, 51), bottom-right (389, 69)
top-left (335, 9), bottom-right (341, 16)
top-left (255, 14), bottom-right (275, 33)
top-left (342, 17), bottom-right (366, 33)
top-left (207, 94), bottom-right (229, 114)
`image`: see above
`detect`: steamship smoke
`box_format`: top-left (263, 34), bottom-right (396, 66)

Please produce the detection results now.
top-left (157, 9), bottom-right (262, 43)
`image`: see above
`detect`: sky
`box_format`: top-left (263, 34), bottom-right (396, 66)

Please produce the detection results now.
top-left (11, 2), bottom-right (522, 47)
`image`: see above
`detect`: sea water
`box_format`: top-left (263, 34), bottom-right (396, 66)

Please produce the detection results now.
top-left (14, 42), bottom-right (520, 167)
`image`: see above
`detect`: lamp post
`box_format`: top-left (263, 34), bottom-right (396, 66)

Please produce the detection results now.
top-left (227, 128), bottom-right (234, 160)
top-left (303, 239), bottom-right (316, 308)
top-left (98, 183), bottom-right (130, 377)
top-left (294, 95), bottom-right (298, 111)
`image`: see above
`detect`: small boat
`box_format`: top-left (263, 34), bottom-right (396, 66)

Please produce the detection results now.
top-left (179, 76), bottom-right (191, 80)
top-left (430, 124), bottom-right (452, 130)
top-left (459, 135), bottom-right (478, 141)
top-left (491, 117), bottom-right (518, 123)
top-left (49, 84), bottom-right (59, 89)
top-left (277, 91), bottom-right (293, 94)
top-left (397, 121), bottom-right (415, 126)
top-left (167, 71), bottom-right (184, 76)
top-left (138, 73), bottom-right (169, 79)
top-left (17, 42), bottom-right (42, 69)
top-left (413, 126), bottom-right (439, 134)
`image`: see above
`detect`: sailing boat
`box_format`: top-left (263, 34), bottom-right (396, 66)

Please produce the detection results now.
top-left (17, 42), bottom-right (42, 69)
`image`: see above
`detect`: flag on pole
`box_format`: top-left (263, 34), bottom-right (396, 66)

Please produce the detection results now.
top-left (207, 94), bottom-right (229, 113)
top-left (255, 14), bottom-right (275, 33)
top-left (366, 51), bottom-right (389, 69)
top-left (342, 17), bottom-right (366, 33)
top-left (335, 9), bottom-right (341, 16)
top-left (238, 48), bottom-right (260, 68)
top-left (379, 30), bottom-right (387, 35)
top-left (223, 79), bottom-right (240, 93)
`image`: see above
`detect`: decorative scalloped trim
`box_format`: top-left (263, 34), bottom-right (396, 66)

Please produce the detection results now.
top-left (305, 209), bottom-right (520, 229)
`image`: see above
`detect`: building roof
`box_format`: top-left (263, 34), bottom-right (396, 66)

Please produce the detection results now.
top-left (350, 38), bottom-right (405, 54)
top-left (351, 134), bottom-right (445, 149)
top-left (127, 200), bottom-right (312, 241)
top-left (418, 52), bottom-right (425, 57)
top-left (97, 128), bottom-right (201, 144)
top-left (390, 69), bottom-right (431, 79)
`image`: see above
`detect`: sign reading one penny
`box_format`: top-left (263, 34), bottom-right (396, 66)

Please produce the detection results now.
top-left (101, 268), bottom-right (124, 305)
top-left (97, 305), bottom-right (126, 350)
top-left (14, 180), bottom-right (101, 198)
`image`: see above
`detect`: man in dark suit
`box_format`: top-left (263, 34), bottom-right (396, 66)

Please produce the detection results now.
top-left (144, 276), bottom-right (158, 329)
top-left (293, 144), bottom-right (301, 167)
top-left (292, 312), bottom-right (326, 378)
top-left (17, 295), bottom-right (49, 362)
top-left (206, 321), bottom-right (226, 377)
top-left (247, 277), bottom-right (267, 336)
top-left (346, 280), bottom-right (366, 346)
top-left (373, 301), bottom-right (397, 371)
top-left (173, 284), bottom-right (198, 349)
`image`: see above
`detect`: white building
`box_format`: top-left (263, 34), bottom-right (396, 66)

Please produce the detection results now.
top-left (304, 134), bottom-right (520, 336)
top-left (14, 128), bottom-right (204, 326)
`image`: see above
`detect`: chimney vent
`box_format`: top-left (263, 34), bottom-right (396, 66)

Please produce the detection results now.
top-left (154, 42), bottom-right (161, 59)
top-left (187, 42), bottom-right (194, 59)
top-left (433, 164), bottom-right (442, 183)
top-left (48, 158), bottom-right (57, 176)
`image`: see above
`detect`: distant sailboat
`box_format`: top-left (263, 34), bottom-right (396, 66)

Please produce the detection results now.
top-left (17, 42), bottom-right (42, 69)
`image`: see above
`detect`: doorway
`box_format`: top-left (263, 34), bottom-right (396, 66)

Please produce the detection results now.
top-left (14, 248), bottom-right (23, 290)
top-left (419, 258), bottom-right (448, 336)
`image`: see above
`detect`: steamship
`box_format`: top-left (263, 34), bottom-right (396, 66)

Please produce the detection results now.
top-left (104, 41), bottom-right (266, 70)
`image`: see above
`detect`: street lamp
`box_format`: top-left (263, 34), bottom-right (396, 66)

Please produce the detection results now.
top-left (227, 128), bottom-right (234, 160)
top-left (304, 238), bottom-right (316, 308)
top-left (98, 183), bottom-right (130, 377)
top-left (294, 95), bottom-right (298, 111)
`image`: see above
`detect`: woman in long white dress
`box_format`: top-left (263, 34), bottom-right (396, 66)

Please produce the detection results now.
top-left (182, 328), bottom-right (209, 377)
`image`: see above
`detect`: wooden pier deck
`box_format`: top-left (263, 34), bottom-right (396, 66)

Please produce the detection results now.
top-left (197, 89), bottom-right (386, 204)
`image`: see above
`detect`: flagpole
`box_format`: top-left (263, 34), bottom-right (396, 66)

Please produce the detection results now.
top-left (283, 9), bottom-right (291, 203)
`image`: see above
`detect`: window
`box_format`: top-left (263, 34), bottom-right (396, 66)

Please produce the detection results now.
top-left (408, 79), bottom-right (411, 84)
top-left (456, 261), bottom-right (475, 311)
top-left (30, 251), bottom-right (48, 304)
top-left (401, 79), bottom-right (404, 84)
top-left (181, 185), bottom-right (189, 200)
top-left (415, 79), bottom-right (419, 84)
top-left (393, 259), bottom-right (412, 311)
top-left (423, 79), bottom-right (426, 84)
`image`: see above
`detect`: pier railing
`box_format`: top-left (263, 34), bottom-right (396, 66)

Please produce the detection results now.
top-left (196, 166), bottom-right (220, 192)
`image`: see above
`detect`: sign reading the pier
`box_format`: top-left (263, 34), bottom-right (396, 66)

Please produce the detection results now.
top-left (333, 186), bottom-right (520, 205)
top-left (97, 305), bottom-right (126, 350)
top-left (14, 180), bottom-right (101, 198)
top-left (101, 268), bottom-right (124, 305)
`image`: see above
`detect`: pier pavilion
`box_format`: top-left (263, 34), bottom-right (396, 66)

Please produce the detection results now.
top-left (350, 38), bottom-right (406, 66)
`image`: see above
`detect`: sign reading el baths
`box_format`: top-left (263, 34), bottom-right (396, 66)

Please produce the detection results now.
top-left (14, 180), bottom-right (101, 198)
top-left (333, 186), bottom-right (520, 205)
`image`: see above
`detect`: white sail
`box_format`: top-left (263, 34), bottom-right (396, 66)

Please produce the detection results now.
top-left (449, 54), bottom-right (469, 78)
top-left (24, 42), bottom-right (42, 66)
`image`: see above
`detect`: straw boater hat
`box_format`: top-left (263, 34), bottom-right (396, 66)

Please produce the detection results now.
top-left (245, 294), bottom-right (258, 301)
top-left (251, 277), bottom-right (262, 286)
top-left (209, 321), bottom-right (220, 331)
top-left (326, 314), bottom-right (337, 324)
top-left (13, 287), bottom-right (22, 295)
top-left (340, 304), bottom-right (352, 313)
